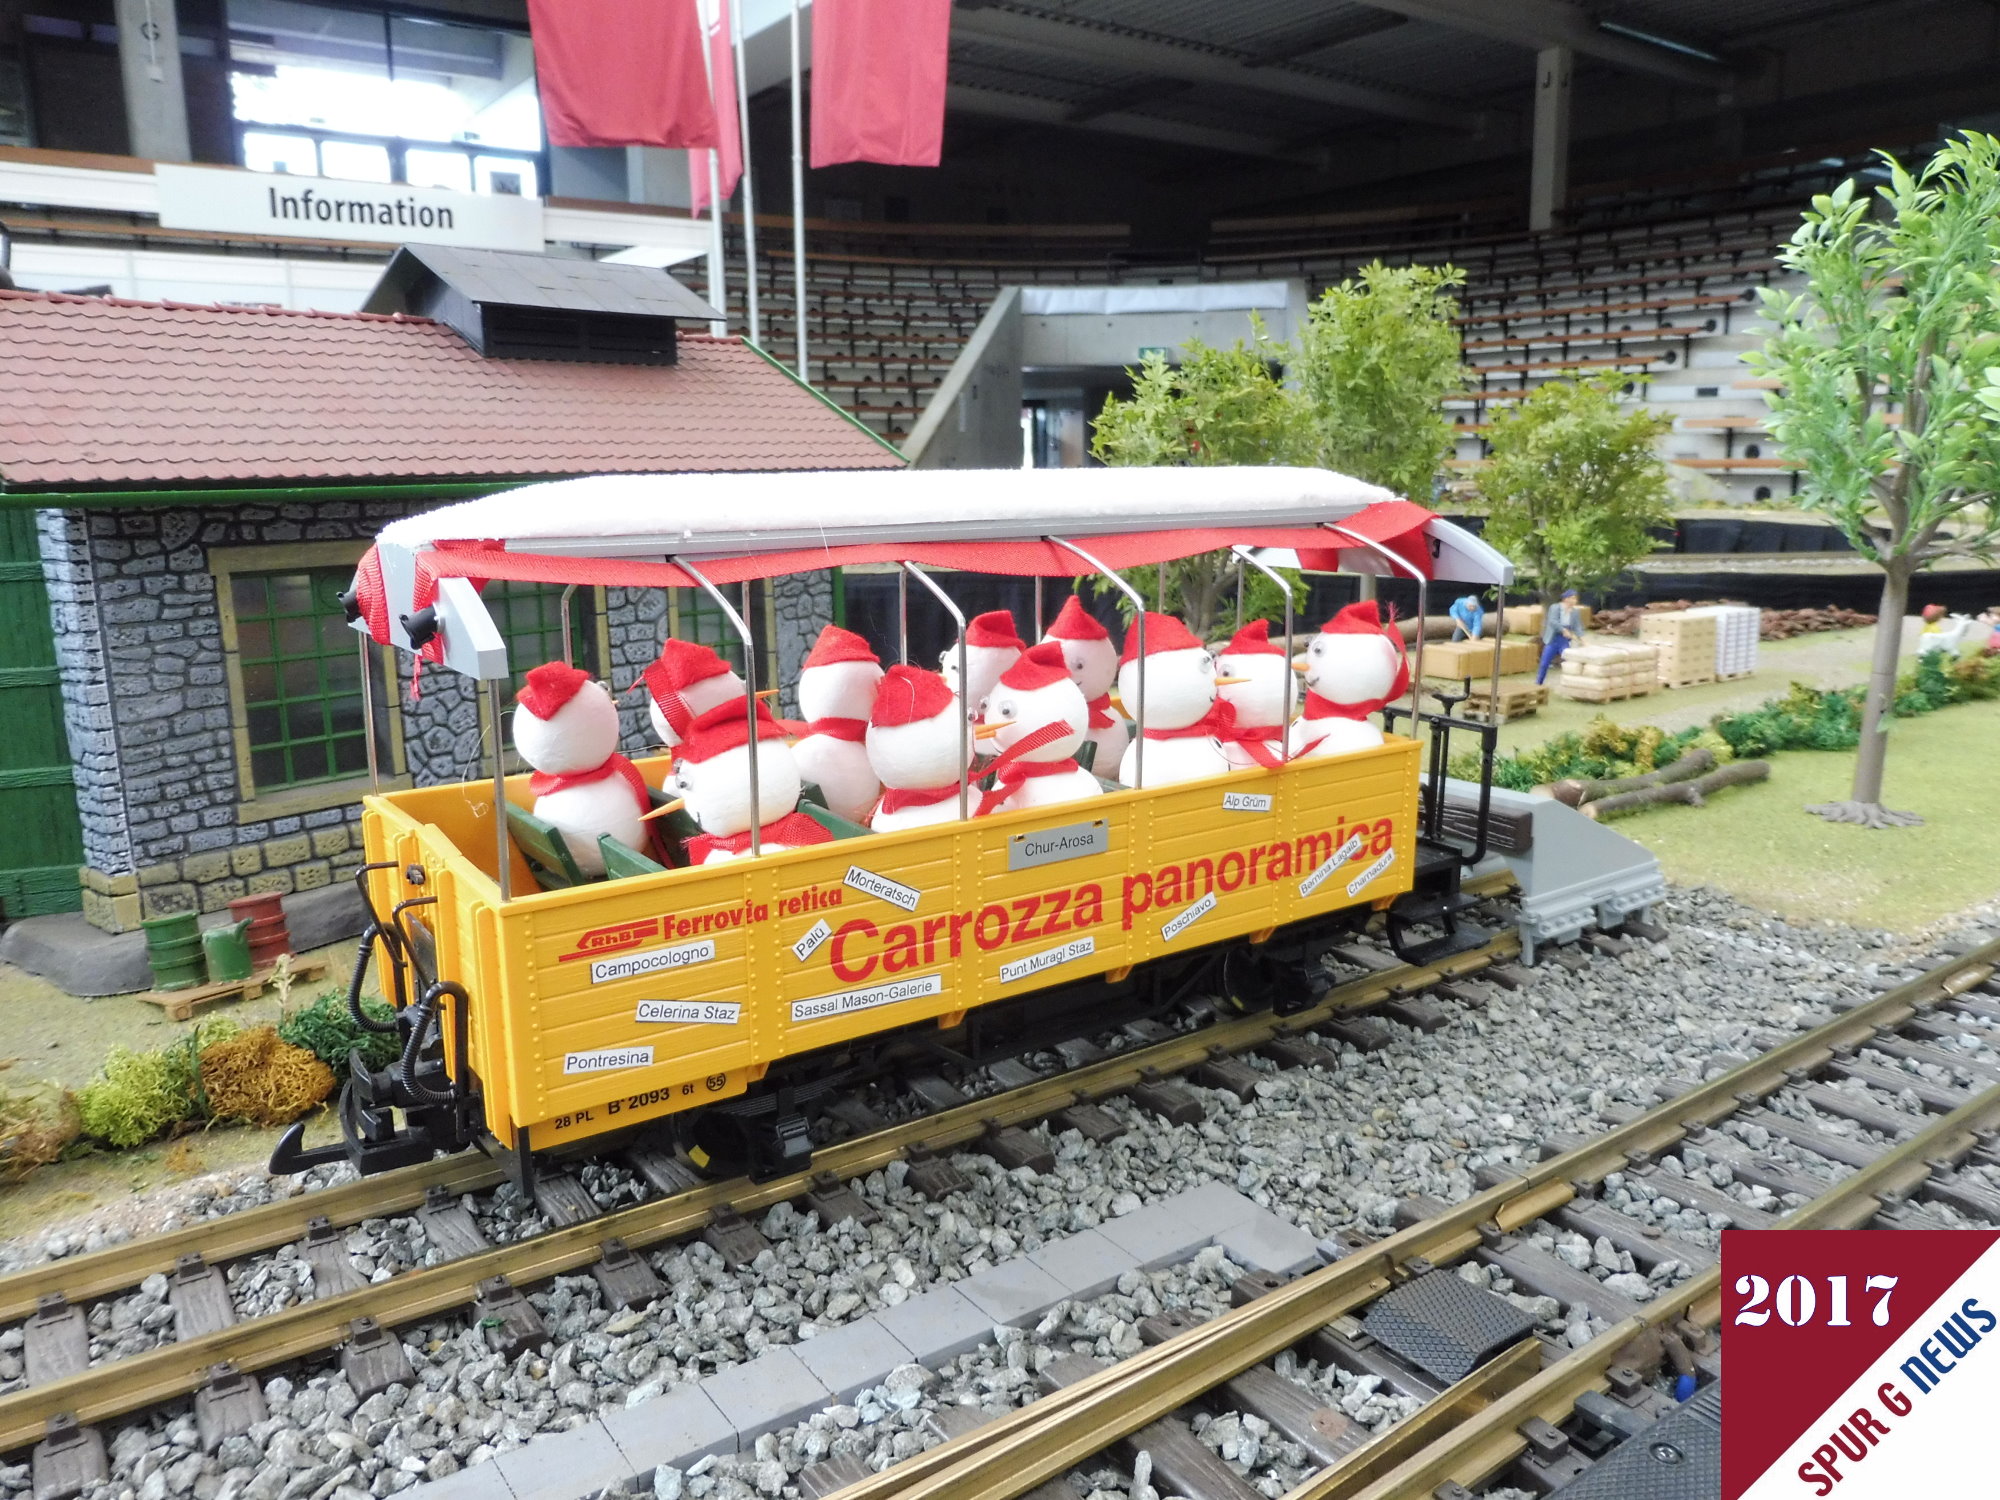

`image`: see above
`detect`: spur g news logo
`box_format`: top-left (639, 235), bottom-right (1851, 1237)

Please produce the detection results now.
top-left (1721, 1230), bottom-right (2000, 1497)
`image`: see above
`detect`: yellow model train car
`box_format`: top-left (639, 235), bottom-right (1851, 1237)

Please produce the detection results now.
top-left (272, 466), bottom-right (1517, 1184)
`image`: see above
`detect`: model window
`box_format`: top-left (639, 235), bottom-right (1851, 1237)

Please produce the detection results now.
top-left (487, 580), bottom-right (594, 685)
top-left (233, 567), bottom-right (391, 790)
top-left (226, 0), bottom-right (542, 196)
top-left (669, 584), bottom-right (779, 688)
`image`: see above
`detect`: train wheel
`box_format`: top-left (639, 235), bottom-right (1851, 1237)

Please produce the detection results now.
top-left (1217, 944), bottom-right (1277, 1016)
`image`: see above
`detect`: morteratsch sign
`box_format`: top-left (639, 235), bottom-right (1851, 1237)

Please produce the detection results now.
top-left (154, 163), bottom-right (544, 252)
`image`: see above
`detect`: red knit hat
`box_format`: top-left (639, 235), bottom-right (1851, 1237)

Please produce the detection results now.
top-left (676, 698), bottom-right (782, 764)
top-left (1221, 620), bottom-right (1284, 656)
top-left (1322, 600), bottom-right (1394, 636)
top-left (1118, 611), bottom-right (1205, 666)
top-left (637, 638), bottom-right (734, 698)
top-left (1044, 595), bottom-right (1109, 643)
top-left (515, 661), bottom-right (592, 720)
top-left (997, 641), bottom-right (1071, 693)
top-left (965, 610), bottom-right (1025, 650)
top-left (803, 624), bottom-right (879, 668)
top-left (870, 665), bottom-right (956, 727)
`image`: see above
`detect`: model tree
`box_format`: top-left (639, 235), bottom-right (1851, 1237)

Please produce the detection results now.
top-left (1090, 333), bottom-right (1305, 636)
top-left (1477, 373), bottom-right (1672, 607)
top-left (1748, 132), bottom-right (2000, 829)
top-left (1289, 261), bottom-right (1467, 501)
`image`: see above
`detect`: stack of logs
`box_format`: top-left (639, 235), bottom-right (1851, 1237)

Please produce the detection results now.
top-left (1593, 600), bottom-right (1875, 640)
top-left (1545, 747), bottom-right (1771, 820)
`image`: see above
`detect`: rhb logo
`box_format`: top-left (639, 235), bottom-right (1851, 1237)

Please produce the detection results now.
top-left (558, 918), bottom-right (661, 962)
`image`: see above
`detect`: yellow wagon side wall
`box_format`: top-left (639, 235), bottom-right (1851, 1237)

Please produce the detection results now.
top-left (358, 738), bottom-right (1421, 1151)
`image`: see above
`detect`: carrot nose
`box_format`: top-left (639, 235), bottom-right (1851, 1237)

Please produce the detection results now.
top-left (754, 688), bottom-right (779, 699)
top-left (1213, 675), bottom-right (1248, 687)
top-left (973, 722), bottom-right (1005, 740)
top-left (1291, 657), bottom-right (1310, 673)
top-left (639, 797), bottom-right (685, 822)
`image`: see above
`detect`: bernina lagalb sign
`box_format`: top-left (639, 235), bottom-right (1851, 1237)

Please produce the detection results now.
top-left (153, 163), bottom-right (543, 252)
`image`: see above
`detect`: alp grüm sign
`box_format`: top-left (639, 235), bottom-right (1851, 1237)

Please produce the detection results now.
top-left (154, 163), bottom-right (543, 252)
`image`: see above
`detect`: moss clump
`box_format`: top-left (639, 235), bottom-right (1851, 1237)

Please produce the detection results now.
top-left (77, 1046), bottom-right (196, 1148)
top-left (278, 991), bottom-right (401, 1072)
top-left (198, 1027), bottom-right (335, 1127)
top-left (1, 1081), bottom-right (81, 1183)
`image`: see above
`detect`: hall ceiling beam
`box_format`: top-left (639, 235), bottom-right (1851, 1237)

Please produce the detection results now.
top-left (951, 6), bottom-right (1479, 131)
top-left (1352, 0), bottom-right (1737, 87)
top-left (946, 85), bottom-right (1321, 165)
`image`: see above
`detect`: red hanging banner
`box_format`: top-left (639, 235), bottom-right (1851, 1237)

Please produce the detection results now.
top-left (810, 0), bottom-right (952, 169)
top-left (527, 0), bottom-right (719, 150)
top-left (690, 0), bottom-right (742, 213)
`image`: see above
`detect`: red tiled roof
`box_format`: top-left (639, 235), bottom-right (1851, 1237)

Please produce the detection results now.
top-left (0, 290), bottom-right (902, 489)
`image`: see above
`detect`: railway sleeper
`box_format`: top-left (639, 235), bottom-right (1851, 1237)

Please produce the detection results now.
top-left (803, 1171), bottom-right (880, 1228)
top-left (1127, 1070), bottom-right (1205, 1126)
top-left (30, 1414), bottom-right (105, 1500)
top-left (167, 1254), bottom-right (235, 1341)
top-left (192, 1362), bottom-right (266, 1452)
top-left (21, 1297), bottom-right (85, 1388)
top-left (900, 1147), bottom-right (970, 1200)
top-left (472, 1276), bottom-right (547, 1359)
top-left (340, 1316), bottom-right (415, 1399)
top-left (530, 1168), bottom-right (602, 1228)
top-left (701, 1207), bottom-right (772, 1269)
top-left (1513, 1414), bottom-right (1594, 1492)
top-left (1040, 1352), bottom-right (1262, 1500)
top-left (976, 1122), bottom-right (1055, 1175)
top-left (589, 1239), bottom-right (664, 1310)
top-left (298, 1216), bottom-right (366, 1299)
top-left (1141, 1307), bottom-right (1368, 1466)
top-left (1051, 1102), bottom-right (1127, 1144)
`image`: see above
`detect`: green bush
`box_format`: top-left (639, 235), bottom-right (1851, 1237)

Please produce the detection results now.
top-left (77, 1047), bottom-right (195, 1148)
top-left (278, 990), bottom-right (402, 1072)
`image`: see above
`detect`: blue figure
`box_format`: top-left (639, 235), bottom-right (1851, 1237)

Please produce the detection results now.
top-left (1537, 589), bottom-right (1584, 684)
top-left (1448, 593), bottom-right (1484, 641)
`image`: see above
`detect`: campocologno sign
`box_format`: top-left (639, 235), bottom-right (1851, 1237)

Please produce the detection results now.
top-left (154, 164), bottom-right (543, 252)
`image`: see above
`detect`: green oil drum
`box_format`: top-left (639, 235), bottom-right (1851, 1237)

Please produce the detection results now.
top-left (201, 918), bottom-right (255, 984)
top-left (141, 912), bottom-right (205, 992)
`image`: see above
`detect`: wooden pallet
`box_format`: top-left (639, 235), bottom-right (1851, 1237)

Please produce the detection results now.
top-left (1555, 679), bottom-right (1656, 703)
top-left (134, 956), bottom-right (329, 1022)
top-left (1717, 670), bottom-right (1754, 682)
top-left (1659, 672), bottom-right (1717, 690)
top-left (1459, 682), bottom-right (1550, 724)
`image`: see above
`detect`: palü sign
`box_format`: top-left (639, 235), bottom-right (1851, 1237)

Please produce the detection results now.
top-left (154, 164), bottom-right (544, 252)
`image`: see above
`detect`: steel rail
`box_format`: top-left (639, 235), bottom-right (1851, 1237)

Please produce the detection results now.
top-left (0, 1154), bottom-right (504, 1327)
top-left (824, 935), bottom-right (2000, 1500)
top-left (0, 891), bottom-right (1524, 1454)
top-left (1307, 1071), bottom-right (2000, 1500)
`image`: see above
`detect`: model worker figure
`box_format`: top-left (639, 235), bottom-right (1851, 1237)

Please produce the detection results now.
top-left (1448, 593), bottom-right (1485, 641)
top-left (1536, 589), bottom-right (1584, 684)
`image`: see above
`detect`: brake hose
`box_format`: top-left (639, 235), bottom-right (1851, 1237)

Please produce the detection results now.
top-left (397, 980), bottom-right (468, 1106)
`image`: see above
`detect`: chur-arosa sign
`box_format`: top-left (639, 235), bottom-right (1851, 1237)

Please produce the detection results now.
top-left (154, 164), bottom-right (543, 252)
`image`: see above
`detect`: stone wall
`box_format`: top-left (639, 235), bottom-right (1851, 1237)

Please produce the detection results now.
top-left (41, 503), bottom-right (841, 932)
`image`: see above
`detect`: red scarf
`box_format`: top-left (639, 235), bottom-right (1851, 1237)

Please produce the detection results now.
top-left (1302, 688), bottom-right (1400, 722)
top-left (974, 720), bottom-right (1080, 815)
top-left (1086, 695), bottom-right (1118, 730)
top-left (687, 810), bottom-right (833, 863)
top-left (529, 754), bottom-right (650, 807)
top-left (1142, 701), bottom-right (1285, 768)
top-left (876, 783), bottom-right (965, 816)
top-left (803, 716), bottom-right (868, 743)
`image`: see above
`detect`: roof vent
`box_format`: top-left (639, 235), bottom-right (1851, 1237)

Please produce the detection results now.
top-left (361, 245), bottom-right (722, 365)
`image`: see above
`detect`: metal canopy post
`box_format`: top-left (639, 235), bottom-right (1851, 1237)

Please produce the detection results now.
top-left (1034, 576), bottom-right (1044, 640)
top-left (558, 583), bottom-right (578, 666)
top-left (1231, 546), bottom-right (1295, 738)
top-left (678, 558), bottom-right (763, 858)
top-left (1322, 523), bottom-right (1428, 726)
top-left (898, 568), bottom-right (910, 665)
top-left (902, 562), bottom-right (971, 820)
top-left (358, 632), bottom-right (380, 792)
top-left (1049, 536), bottom-right (1144, 788)
top-left (487, 679), bottom-right (511, 902)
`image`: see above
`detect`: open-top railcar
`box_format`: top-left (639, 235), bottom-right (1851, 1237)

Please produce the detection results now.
top-left (271, 466), bottom-right (1518, 1186)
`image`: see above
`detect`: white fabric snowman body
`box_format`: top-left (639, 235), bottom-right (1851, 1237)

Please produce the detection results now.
top-left (665, 700), bottom-right (827, 865)
top-left (1115, 612), bottom-right (1231, 788)
top-left (1041, 595), bottom-right (1128, 776)
top-left (1290, 601), bottom-right (1410, 759)
top-left (637, 638), bottom-right (745, 749)
top-left (1214, 619), bottom-right (1292, 770)
top-left (867, 665), bottom-right (974, 832)
top-left (511, 661), bottom-right (649, 878)
top-left (791, 625), bottom-right (883, 824)
top-left (976, 642), bottom-right (1103, 814)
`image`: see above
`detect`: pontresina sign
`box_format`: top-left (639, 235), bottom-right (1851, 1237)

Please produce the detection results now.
top-left (154, 163), bottom-right (544, 252)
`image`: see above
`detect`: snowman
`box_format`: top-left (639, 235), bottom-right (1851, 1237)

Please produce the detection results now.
top-left (1041, 595), bottom-right (1128, 776)
top-left (974, 642), bottom-right (1104, 815)
top-left (791, 624), bottom-right (884, 824)
top-left (939, 610), bottom-right (1023, 722)
top-left (1114, 613), bottom-right (1241, 788)
top-left (1290, 601), bottom-right (1410, 759)
top-left (650, 699), bottom-right (829, 864)
top-left (634, 638), bottom-right (745, 750)
top-left (1214, 620), bottom-right (1292, 770)
top-left (511, 661), bottom-right (651, 878)
top-left (866, 665), bottom-right (974, 832)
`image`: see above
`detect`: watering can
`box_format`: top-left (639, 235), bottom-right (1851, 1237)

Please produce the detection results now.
top-left (201, 917), bottom-right (255, 984)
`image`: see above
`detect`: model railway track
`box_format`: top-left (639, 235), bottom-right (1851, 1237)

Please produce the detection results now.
top-left (810, 936), bottom-right (2000, 1500)
top-left (3, 883), bottom-right (1532, 1483)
